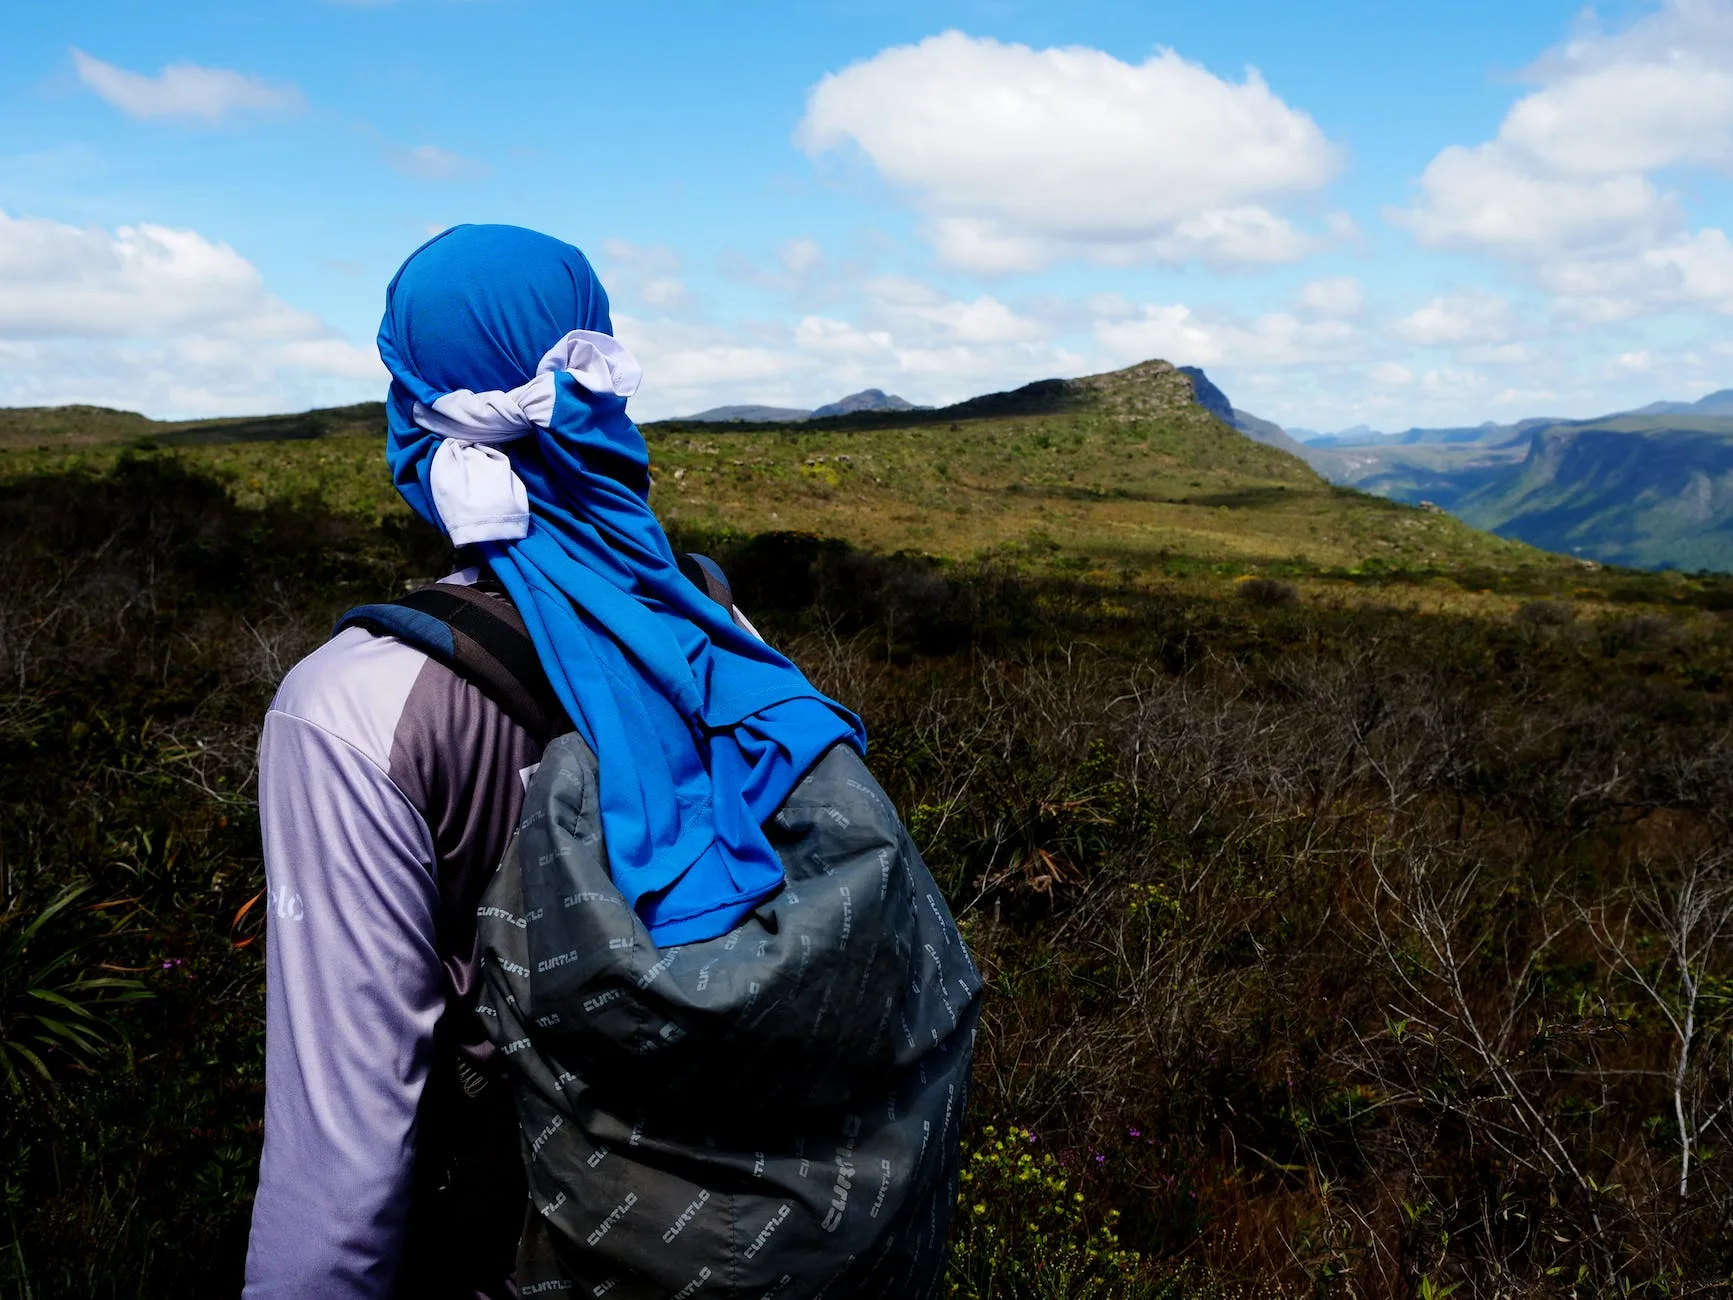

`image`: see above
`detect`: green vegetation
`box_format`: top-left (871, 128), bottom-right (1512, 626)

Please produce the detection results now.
top-left (1453, 423), bottom-right (1733, 571)
top-left (0, 401), bottom-right (383, 452)
top-left (4, 377), bottom-right (1733, 1295)
top-left (1307, 411), bottom-right (1733, 573)
top-left (1, 361), bottom-right (1548, 581)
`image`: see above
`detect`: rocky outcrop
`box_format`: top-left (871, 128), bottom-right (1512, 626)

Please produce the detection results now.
top-left (1178, 366), bottom-right (1235, 424)
top-left (811, 389), bottom-right (928, 418)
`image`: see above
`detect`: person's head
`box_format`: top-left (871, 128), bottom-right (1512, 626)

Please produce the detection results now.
top-left (378, 224), bottom-right (648, 540)
top-left (381, 223), bottom-right (614, 398)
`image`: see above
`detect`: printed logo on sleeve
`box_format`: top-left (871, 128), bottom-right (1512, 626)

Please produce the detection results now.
top-left (267, 884), bottom-right (304, 922)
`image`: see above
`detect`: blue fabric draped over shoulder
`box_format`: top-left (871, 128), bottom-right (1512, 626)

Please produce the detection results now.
top-left (377, 224), bottom-right (865, 945)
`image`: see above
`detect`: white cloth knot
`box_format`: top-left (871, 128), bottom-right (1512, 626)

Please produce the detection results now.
top-left (415, 330), bottom-right (641, 544)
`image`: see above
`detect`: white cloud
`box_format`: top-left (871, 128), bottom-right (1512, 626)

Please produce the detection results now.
top-left (599, 239), bottom-right (692, 311)
top-left (1324, 211), bottom-right (1362, 243)
top-left (71, 48), bottom-right (303, 123)
top-left (0, 212), bottom-right (380, 415)
top-left (610, 264), bottom-right (1723, 435)
top-left (1391, 0), bottom-right (1733, 316)
top-left (1085, 292), bottom-right (1136, 320)
top-left (383, 143), bottom-right (487, 182)
top-left (1419, 367), bottom-right (1488, 398)
top-left (926, 205), bottom-right (1319, 272)
top-left (1540, 227), bottom-right (1733, 318)
top-left (797, 30), bottom-right (1339, 270)
top-left (791, 316), bottom-right (895, 358)
top-left (613, 271), bottom-right (1089, 420)
top-left (925, 217), bottom-right (1049, 275)
top-left (1397, 145), bottom-right (1673, 255)
top-left (779, 237), bottom-right (824, 276)
top-left (616, 314), bottom-right (800, 394)
top-left (1500, 59), bottom-right (1733, 175)
top-left (1299, 277), bottom-right (1364, 317)
top-left (716, 237), bottom-right (836, 296)
top-left (1092, 303), bottom-right (1358, 369)
top-left (1145, 206), bottom-right (1317, 266)
top-left (1459, 342), bottom-right (1533, 365)
top-left (1391, 291), bottom-right (1513, 345)
top-left (859, 276), bottom-right (1043, 344)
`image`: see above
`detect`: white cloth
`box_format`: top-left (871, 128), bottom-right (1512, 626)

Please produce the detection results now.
top-left (428, 443), bottom-right (531, 547)
top-left (415, 330), bottom-right (642, 544)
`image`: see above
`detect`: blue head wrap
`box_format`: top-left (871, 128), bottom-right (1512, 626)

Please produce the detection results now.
top-left (378, 224), bottom-right (864, 945)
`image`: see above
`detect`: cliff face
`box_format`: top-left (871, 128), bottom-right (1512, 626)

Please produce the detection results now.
top-left (1178, 365), bottom-right (1235, 424)
top-left (1452, 424), bottom-right (1733, 569)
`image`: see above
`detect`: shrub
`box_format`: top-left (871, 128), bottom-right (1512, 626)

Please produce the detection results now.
top-left (5, 455), bottom-right (1733, 1296)
top-left (0, 886), bottom-right (149, 1093)
top-left (947, 1125), bottom-right (1139, 1299)
top-left (1514, 598), bottom-right (1575, 625)
top-left (1235, 576), bottom-right (1298, 607)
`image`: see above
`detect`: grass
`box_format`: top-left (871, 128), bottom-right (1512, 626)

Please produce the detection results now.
top-left (0, 402), bottom-right (382, 452)
top-left (9, 400), bottom-right (1730, 628)
top-left (0, 360), bottom-right (1545, 581)
top-left (3, 381), bottom-right (1733, 1296)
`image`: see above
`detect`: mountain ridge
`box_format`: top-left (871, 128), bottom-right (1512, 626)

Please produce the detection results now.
top-left (1230, 396), bottom-right (1733, 571)
top-left (682, 388), bottom-right (928, 423)
top-left (0, 356), bottom-right (1541, 579)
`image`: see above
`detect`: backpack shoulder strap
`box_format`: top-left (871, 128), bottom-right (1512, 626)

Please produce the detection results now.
top-left (335, 581), bottom-right (571, 743)
top-left (676, 552), bottom-right (734, 611)
top-left (333, 554), bottom-right (735, 742)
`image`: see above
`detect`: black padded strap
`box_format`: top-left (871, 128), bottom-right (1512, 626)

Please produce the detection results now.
top-left (342, 584), bottom-right (570, 743)
top-left (677, 552), bottom-right (734, 611)
top-left (339, 554), bottom-right (733, 743)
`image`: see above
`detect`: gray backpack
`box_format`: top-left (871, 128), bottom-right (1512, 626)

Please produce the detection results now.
top-left (342, 562), bottom-right (981, 1299)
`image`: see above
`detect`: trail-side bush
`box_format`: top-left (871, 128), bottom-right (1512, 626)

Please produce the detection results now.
top-left (0, 885), bottom-right (148, 1094)
top-left (945, 1125), bottom-right (1258, 1300)
top-left (5, 455), bottom-right (1733, 1296)
top-left (783, 603), bottom-right (1733, 1295)
top-left (1235, 575), bottom-right (1298, 608)
top-left (1514, 598), bottom-right (1575, 625)
top-left (947, 1124), bottom-right (1139, 1299)
top-left (0, 456), bottom-right (444, 1297)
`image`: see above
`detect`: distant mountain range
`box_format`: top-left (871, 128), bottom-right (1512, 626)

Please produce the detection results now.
top-left (1232, 390), bottom-right (1733, 571)
top-left (682, 388), bottom-right (929, 423)
top-left (1630, 389), bottom-right (1733, 417)
top-left (682, 368), bottom-right (1733, 571)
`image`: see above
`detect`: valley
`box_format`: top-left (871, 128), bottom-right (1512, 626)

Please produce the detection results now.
top-left (1244, 390), bottom-right (1733, 572)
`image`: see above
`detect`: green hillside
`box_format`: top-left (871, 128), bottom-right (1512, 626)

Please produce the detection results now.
top-left (0, 359), bottom-right (1547, 582)
top-left (0, 401), bottom-right (383, 452)
top-left (1454, 421), bottom-right (1733, 570)
top-left (1305, 411), bottom-right (1733, 571)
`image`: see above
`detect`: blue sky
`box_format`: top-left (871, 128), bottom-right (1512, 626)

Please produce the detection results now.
top-left (3, 0), bottom-right (1730, 431)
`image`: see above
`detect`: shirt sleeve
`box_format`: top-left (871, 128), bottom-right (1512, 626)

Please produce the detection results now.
top-left (243, 709), bottom-right (443, 1300)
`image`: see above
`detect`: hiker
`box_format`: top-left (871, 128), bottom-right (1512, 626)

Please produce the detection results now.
top-left (243, 224), bottom-right (978, 1299)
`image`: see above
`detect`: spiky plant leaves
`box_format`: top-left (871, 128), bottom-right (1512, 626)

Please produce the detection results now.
top-left (0, 885), bottom-right (150, 1094)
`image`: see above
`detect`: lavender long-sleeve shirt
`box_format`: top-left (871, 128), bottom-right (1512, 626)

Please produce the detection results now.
top-left (244, 573), bottom-right (541, 1300)
top-left (244, 574), bottom-right (760, 1299)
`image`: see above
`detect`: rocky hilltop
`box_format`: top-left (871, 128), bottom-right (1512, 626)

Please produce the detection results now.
top-left (682, 388), bottom-right (927, 423)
